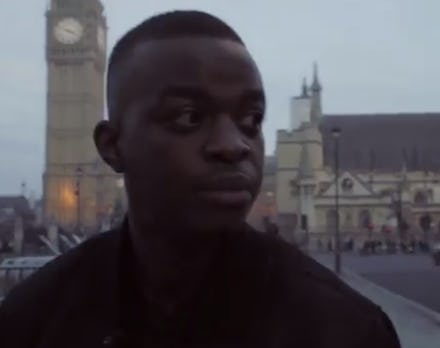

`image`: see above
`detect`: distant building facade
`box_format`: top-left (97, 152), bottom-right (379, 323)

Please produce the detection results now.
top-left (247, 156), bottom-right (277, 231)
top-left (43, 0), bottom-right (123, 232)
top-left (0, 196), bottom-right (39, 254)
top-left (272, 64), bottom-right (440, 246)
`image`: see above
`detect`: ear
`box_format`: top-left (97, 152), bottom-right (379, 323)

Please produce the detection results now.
top-left (94, 120), bottom-right (124, 173)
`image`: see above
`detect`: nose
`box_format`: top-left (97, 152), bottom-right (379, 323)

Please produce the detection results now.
top-left (203, 115), bottom-right (250, 163)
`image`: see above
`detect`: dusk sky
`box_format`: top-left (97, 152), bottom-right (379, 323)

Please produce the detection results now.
top-left (0, 0), bottom-right (439, 197)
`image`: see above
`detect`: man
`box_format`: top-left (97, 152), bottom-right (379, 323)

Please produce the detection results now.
top-left (0, 11), bottom-right (400, 347)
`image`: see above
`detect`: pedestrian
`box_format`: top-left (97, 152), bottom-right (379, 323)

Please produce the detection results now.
top-left (317, 238), bottom-right (323, 252)
top-left (0, 10), bottom-right (400, 348)
top-left (327, 239), bottom-right (333, 252)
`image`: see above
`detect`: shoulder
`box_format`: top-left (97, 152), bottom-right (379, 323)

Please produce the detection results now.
top-left (244, 227), bottom-right (400, 346)
top-left (282, 239), bottom-right (382, 317)
top-left (0, 230), bottom-right (117, 344)
top-left (250, 229), bottom-right (379, 313)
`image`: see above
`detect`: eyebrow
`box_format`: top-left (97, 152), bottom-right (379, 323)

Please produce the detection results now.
top-left (157, 85), bottom-right (266, 105)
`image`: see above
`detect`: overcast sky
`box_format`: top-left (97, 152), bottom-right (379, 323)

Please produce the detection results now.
top-left (0, 0), bottom-right (439, 197)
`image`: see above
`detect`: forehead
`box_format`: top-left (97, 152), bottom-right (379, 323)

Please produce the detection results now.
top-left (120, 37), bottom-right (264, 104)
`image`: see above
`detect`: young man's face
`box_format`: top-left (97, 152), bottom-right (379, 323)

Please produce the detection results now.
top-left (115, 37), bottom-right (265, 232)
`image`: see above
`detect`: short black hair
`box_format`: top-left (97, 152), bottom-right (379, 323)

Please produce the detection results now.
top-left (107, 10), bottom-right (245, 124)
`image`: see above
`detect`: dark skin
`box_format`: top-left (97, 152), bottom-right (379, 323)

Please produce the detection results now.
top-left (94, 37), bottom-right (265, 315)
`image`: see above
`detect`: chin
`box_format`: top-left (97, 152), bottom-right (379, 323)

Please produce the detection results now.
top-left (166, 199), bottom-right (253, 235)
top-left (189, 211), bottom-right (249, 234)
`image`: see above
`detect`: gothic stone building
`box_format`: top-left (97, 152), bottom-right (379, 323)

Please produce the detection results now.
top-left (274, 65), bottom-right (440, 246)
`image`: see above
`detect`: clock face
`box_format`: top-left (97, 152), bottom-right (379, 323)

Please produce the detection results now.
top-left (97, 26), bottom-right (105, 51)
top-left (54, 18), bottom-right (83, 45)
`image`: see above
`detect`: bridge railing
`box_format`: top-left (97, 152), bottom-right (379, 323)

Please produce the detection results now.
top-left (0, 267), bottom-right (43, 304)
top-left (0, 256), bottom-right (54, 304)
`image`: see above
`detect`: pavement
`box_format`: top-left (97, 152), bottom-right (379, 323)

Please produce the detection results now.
top-left (315, 253), bottom-right (440, 312)
top-left (313, 253), bottom-right (440, 348)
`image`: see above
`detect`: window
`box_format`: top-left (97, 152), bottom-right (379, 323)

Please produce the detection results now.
top-left (341, 177), bottom-right (354, 193)
top-left (358, 210), bottom-right (372, 229)
top-left (414, 191), bottom-right (428, 205)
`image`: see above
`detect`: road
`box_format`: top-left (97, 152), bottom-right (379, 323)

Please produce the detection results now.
top-left (313, 252), bottom-right (440, 312)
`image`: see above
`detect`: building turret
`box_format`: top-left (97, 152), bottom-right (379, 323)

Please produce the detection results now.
top-left (310, 62), bottom-right (322, 124)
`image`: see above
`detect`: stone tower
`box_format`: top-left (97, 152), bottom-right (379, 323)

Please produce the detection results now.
top-left (289, 78), bottom-right (311, 130)
top-left (43, 0), bottom-right (121, 232)
top-left (275, 64), bottom-right (324, 236)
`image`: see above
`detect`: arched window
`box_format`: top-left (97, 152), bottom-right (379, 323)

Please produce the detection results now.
top-left (344, 211), bottom-right (354, 228)
top-left (358, 210), bottom-right (372, 229)
top-left (326, 209), bottom-right (338, 232)
top-left (414, 191), bottom-right (428, 205)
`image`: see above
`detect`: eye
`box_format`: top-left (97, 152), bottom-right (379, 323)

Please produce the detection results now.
top-left (171, 105), bottom-right (203, 130)
top-left (239, 108), bottom-right (264, 134)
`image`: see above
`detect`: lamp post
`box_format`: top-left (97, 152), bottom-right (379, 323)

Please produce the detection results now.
top-left (332, 127), bottom-right (341, 275)
top-left (75, 166), bottom-right (83, 234)
top-left (396, 184), bottom-right (403, 242)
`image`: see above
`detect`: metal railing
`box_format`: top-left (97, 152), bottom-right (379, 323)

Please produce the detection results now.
top-left (0, 267), bottom-right (39, 298)
top-left (0, 256), bottom-right (54, 303)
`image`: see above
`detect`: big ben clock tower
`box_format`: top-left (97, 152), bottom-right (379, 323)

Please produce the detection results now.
top-left (44, 0), bottom-right (121, 232)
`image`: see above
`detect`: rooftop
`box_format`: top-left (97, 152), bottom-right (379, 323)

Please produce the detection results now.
top-left (320, 113), bottom-right (440, 172)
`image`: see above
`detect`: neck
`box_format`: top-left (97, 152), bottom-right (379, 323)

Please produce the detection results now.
top-left (126, 211), bottom-right (227, 312)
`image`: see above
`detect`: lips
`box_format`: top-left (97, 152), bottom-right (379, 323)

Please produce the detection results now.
top-left (195, 173), bottom-right (254, 207)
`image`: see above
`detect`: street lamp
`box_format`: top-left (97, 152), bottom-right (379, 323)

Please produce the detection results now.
top-left (75, 166), bottom-right (83, 234)
top-left (332, 127), bottom-right (341, 275)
